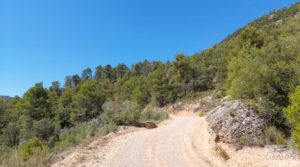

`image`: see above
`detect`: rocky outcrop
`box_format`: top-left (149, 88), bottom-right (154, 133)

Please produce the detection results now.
top-left (206, 100), bottom-right (266, 147)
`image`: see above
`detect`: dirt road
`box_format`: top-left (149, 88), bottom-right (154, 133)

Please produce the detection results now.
top-left (108, 115), bottom-right (212, 167)
top-left (53, 115), bottom-right (215, 167)
top-left (54, 114), bottom-right (291, 167)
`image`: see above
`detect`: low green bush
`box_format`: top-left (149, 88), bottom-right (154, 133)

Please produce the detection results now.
top-left (141, 105), bottom-right (169, 122)
top-left (264, 126), bottom-right (287, 145)
top-left (99, 123), bottom-right (118, 136)
top-left (2, 122), bottom-right (20, 147)
top-left (32, 119), bottom-right (55, 140)
top-left (103, 101), bottom-right (141, 125)
top-left (20, 137), bottom-right (45, 160)
top-left (52, 118), bottom-right (103, 152)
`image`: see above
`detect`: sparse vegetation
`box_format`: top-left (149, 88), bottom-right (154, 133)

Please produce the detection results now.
top-left (141, 105), bottom-right (169, 123)
top-left (264, 126), bottom-right (287, 145)
top-left (225, 109), bottom-right (236, 116)
top-left (215, 144), bottom-right (230, 161)
top-left (198, 112), bottom-right (205, 117)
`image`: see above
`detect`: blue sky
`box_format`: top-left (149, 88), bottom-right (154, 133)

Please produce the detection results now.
top-left (0, 0), bottom-right (299, 96)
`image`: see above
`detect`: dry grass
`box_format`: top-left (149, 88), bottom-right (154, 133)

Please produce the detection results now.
top-left (198, 112), bottom-right (206, 117)
top-left (214, 144), bottom-right (230, 161)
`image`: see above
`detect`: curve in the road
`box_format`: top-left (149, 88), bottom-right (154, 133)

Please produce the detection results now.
top-left (107, 116), bottom-right (212, 167)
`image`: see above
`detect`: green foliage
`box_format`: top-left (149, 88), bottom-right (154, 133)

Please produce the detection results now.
top-left (0, 99), bottom-right (8, 129)
top-left (198, 112), bottom-right (205, 117)
top-left (22, 83), bottom-right (53, 120)
top-left (223, 4), bottom-right (300, 129)
top-left (264, 126), bottom-right (287, 145)
top-left (98, 122), bottom-right (118, 136)
top-left (141, 105), bottom-right (169, 122)
top-left (32, 119), bottom-right (55, 140)
top-left (59, 87), bottom-right (76, 108)
top-left (71, 80), bottom-right (106, 123)
top-left (20, 137), bottom-right (45, 160)
top-left (81, 68), bottom-right (92, 80)
top-left (149, 64), bottom-right (178, 106)
top-left (285, 86), bottom-right (300, 148)
top-left (103, 101), bottom-right (141, 125)
top-left (0, 147), bottom-right (49, 167)
top-left (237, 26), bottom-right (267, 48)
top-left (52, 118), bottom-right (107, 152)
top-left (2, 123), bottom-right (20, 147)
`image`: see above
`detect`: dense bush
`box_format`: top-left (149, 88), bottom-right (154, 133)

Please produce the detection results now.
top-left (32, 119), bottom-right (56, 140)
top-left (284, 85), bottom-right (300, 148)
top-left (103, 101), bottom-right (141, 125)
top-left (1, 123), bottom-right (20, 147)
top-left (20, 137), bottom-right (45, 160)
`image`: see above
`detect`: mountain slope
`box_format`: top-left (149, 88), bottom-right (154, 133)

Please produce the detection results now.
top-left (0, 96), bottom-right (12, 100)
top-left (188, 2), bottom-right (300, 127)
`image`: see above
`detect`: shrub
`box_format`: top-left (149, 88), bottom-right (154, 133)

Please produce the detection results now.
top-left (2, 123), bottom-right (20, 147)
top-left (20, 137), bottom-right (46, 160)
top-left (141, 106), bottom-right (169, 122)
top-left (103, 101), bottom-right (141, 125)
top-left (33, 119), bottom-right (55, 140)
top-left (52, 118), bottom-right (107, 152)
top-left (238, 134), bottom-right (264, 147)
top-left (284, 85), bottom-right (300, 149)
top-left (99, 123), bottom-right (118, 136)
top-left (0, 147), bottom-right (49, 167)
top-left (264, 126), bottom-right (287, 145)
top-left (214, 144), bottom-right (230, 161)
top-left (198, 112), bottom-right (205, 117)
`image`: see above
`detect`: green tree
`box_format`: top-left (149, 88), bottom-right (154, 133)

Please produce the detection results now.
top-left (71, 80), bottom-right (106, 122)
top-left (237, 26), bottom-right (267, 49)
top-left (0, 99), bottom-right (8, 129)
top-left (64, 76), bottom-right (72, 88)
top-left (71, 74), bottom-right (81, 86)
top-left (23, 83), bottom-right (53, 120)
top-left (115, 64), bottom-right (129, 79)
top-left (94, 65), bottom-right (103, 81)
top-left (103, 65), bottom-right (114, 81)
top-left (59, 87), bottom-right (76, 108)
top-left (49, 81), bottom-right (61, 96)
top-left (81, 68), bottom-right (92, 80)
top-left (149, 65), bottom-right (177, 106)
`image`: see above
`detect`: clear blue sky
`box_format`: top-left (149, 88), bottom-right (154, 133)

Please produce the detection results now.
top-left (0, 0), bottom-right (299, 97)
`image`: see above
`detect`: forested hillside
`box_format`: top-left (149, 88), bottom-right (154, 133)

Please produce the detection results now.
top-left (1, 2), bottom-right (300, 166)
